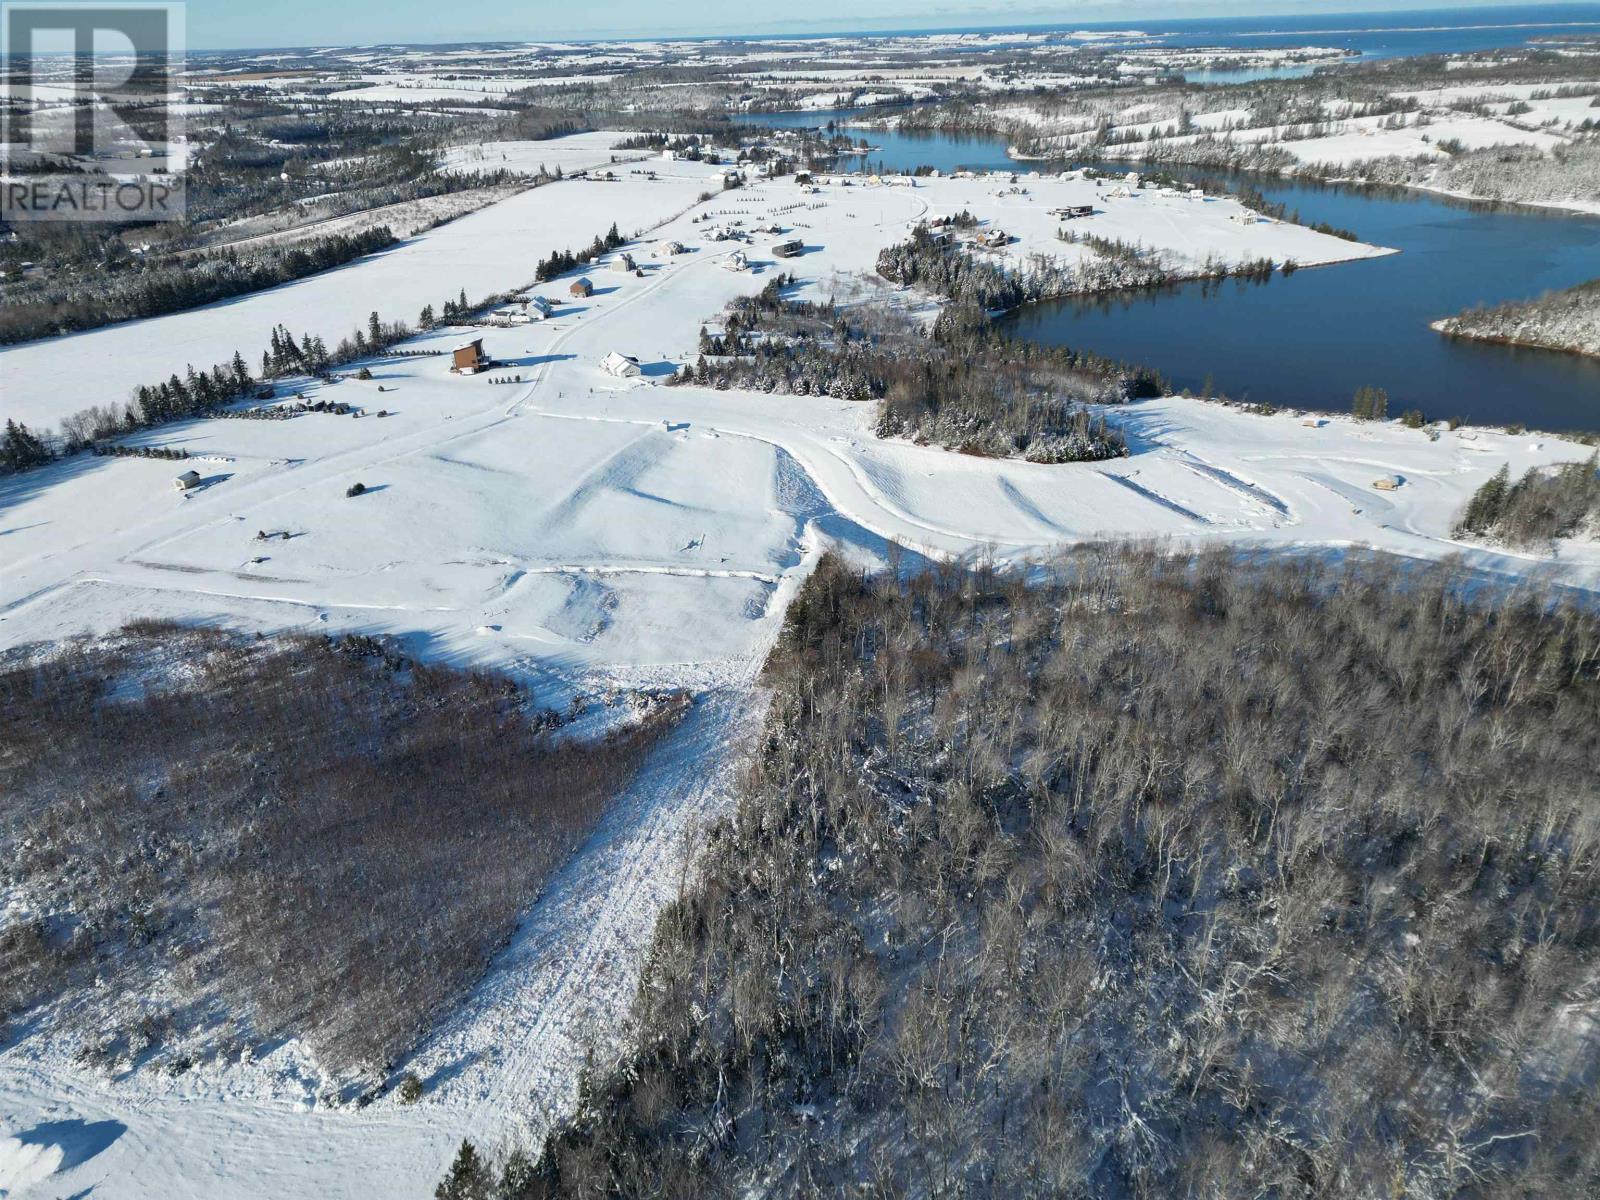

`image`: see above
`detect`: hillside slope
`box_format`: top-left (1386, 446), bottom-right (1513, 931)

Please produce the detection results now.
top-left (478, 546), bottom-right (1600, 1199)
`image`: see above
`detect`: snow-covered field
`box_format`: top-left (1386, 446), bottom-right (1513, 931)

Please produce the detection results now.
top-left (4, 135), bottom-right (1598, 1199)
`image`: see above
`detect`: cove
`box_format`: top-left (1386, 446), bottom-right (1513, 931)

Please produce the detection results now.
top-left (739, 110), bottom-right (1600, 432)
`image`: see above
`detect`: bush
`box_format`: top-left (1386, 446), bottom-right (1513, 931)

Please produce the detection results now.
top-left (346, 481), bottom-right (366, 497)
top-left (397, 1073), bottom-right (424, 1104)
top-left (356, 367), bottom-right (374, 381)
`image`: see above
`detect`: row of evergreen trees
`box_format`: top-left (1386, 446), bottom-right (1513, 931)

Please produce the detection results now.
top-left (0, 226), bottom-right (398, 346)
top-left (533, 223), bottom-right (625, 282)
top-left (6, 221), bottom-right (630, 473)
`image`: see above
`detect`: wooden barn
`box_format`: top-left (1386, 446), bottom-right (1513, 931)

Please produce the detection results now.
top-left (569, 277), bottom-right (593, 298)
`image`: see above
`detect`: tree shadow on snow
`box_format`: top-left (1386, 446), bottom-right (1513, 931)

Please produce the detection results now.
top-left (11, 1119), bottom-right (127, 1174)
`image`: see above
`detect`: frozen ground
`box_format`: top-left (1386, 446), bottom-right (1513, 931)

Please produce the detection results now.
top-left (3, 136), bottom-right (1598, 1199)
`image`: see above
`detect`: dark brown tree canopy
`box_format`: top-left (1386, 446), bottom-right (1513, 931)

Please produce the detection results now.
top-left (491, 545), bottom-right (1600, 1199)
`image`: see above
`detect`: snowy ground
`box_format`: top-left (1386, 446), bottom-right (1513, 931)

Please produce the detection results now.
top-left (3, 136), bottom-right (1598, 1199)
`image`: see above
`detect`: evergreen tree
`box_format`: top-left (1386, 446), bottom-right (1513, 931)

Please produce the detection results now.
top-left (1459, 463), bottom-right (1510, 533)
top-left (1, 419), bottom-right (50, 472)
top-left (435, 1141), bottom-right (492, 1200)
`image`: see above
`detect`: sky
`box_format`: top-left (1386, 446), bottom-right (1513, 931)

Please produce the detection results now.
top-left (179, 0), bottom-right (1588, 50)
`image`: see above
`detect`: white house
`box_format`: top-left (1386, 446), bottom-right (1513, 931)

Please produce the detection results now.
top-left (601, 351), bottom-right (642, 378)
top-left (723, 249), bottom-right (750, 272)
top-left (529, 296), bottom-right (555, 319)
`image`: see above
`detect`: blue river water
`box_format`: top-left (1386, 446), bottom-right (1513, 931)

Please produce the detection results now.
top-left (739, 95), bottom-right (1600, 430)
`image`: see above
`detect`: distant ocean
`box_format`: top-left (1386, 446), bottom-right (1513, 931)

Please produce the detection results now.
top-left (726, 4), bottom-right (1600, 61)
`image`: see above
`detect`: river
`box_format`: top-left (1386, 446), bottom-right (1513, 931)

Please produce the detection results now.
top-left (738, 110), bottom-right (1600, 431)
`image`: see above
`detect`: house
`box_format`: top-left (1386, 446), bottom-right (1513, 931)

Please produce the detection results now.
top-left (614, 252), bottom-right (636, 272)
top-left (601, 351), bottom-right (642, 378)
top-left (772, 238), bottom-right (804, 258)
top-left (723, 249), bottom-right (750, 272)
top-left (1053, 204), bottom-right (1094, 219)
top-left (979, 228), bottom-right (1011, 248)
top-left (529, 296), bottom-right (555, 319)
top-left (657, 240), bottom-right (685, 256)
top-left (173, 469), bottom-right (202, 491)
top-left (1230, 211), bottom-right (1259, 225)
top-left (568, 277), bottom-right (593, 298)
top-left (1187, 187), bottom-right (1206, 201)
top-left (452, 338), bottom-right (486, 374)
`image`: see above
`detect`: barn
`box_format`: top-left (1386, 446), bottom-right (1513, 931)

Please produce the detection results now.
top-left (173, 469), bottom-right (202, 492)
top-left (569, 277), bottom-right (593, 298)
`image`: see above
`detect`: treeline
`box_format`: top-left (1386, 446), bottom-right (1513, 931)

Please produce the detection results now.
top-left (1437, 277), bottom-right (1600, 359)
top-left (875, 224), bottom-right (1178, 311)
top-left (1, 624), bottom-right (686, 1081)
top-left (1455, 454), bottom-right (1600, 547)
top-left (445, 544), bottom-right (1600, 1198)
top-left (0, 226), bottom-right (398, 346)
top-left (676, 276), bottom-right (1145, 462)
top-left (535, 223), bottom-right (626, 282)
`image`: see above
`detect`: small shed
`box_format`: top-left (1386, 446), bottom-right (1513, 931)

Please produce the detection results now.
top-left (1372, 475), bottom-right (1402, 491)
top-left (452, 338), bottom-right (486, 374)
top-left (601, 351), bottom-right (642, 378)
top-left (568, 277), bottom-right (593, 298)
top-left (173, 469), bottom-right (201, 491)
top-left (613, 252), bottom-right (636, 273)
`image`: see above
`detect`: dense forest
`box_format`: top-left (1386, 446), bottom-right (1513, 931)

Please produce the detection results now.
top-left (444, 544), bottom-right (1599, 1198)
top-left (678, 275), bottom-right (1146, 461)
top-left (1437, 277), bottom-right (1600, 360)
top-left (1, 625), bottom-right (686, 1085)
